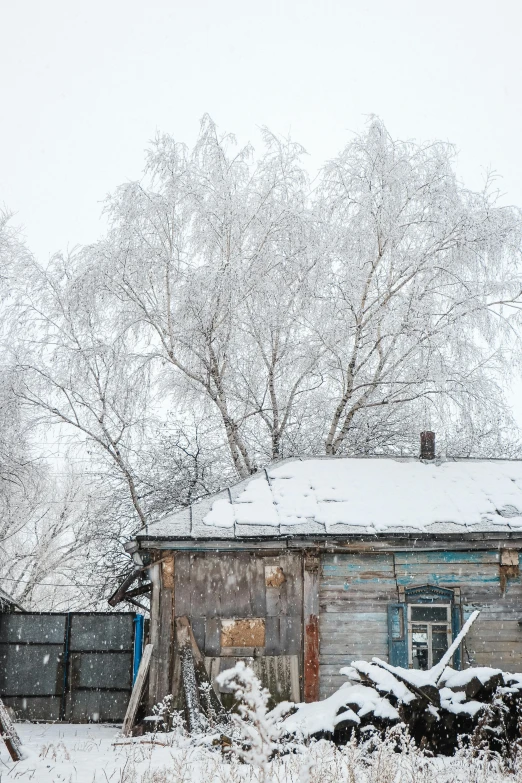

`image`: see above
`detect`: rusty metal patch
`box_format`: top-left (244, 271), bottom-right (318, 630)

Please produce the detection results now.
top-left (265, 565), bottom-right (286, 588)
top-left (221, 619), bottom-right (265, 648)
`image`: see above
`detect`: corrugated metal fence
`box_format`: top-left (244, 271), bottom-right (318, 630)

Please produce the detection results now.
top-left (0, 612), bottom-right (142, 722)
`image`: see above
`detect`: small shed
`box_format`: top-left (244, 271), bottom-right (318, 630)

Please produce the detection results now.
top-left (121, 438), bottom-right (522, 709)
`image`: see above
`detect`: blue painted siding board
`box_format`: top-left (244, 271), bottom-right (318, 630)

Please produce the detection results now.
top-left (319, 549), bottom-right (522, 697)
top-left (395, 551), bottom-right (499, 564)
top-left (396, 573), bottom-right (499, 586)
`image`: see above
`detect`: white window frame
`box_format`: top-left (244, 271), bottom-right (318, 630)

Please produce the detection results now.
top-left (407, 603), bottom-right (452, 669)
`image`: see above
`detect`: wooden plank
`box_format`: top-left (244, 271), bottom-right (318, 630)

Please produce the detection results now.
top-left (220, 646), bottom-right (265, 657)
top-left (122, 644), bottom-right (153, 737)
top-left (319, 633), bottom-right (388, 644)
top-left (322, 553), bottom-right (395, 570)
top-left (289, 655), bottom-right (300, 702)
top-left (321, 642), bottom-right (389, 654)
top-left (263, 615), bottom-right (303, 656)
top-left (265, 616), bottom-right (280, 655)
top-left (320, 664), bottom-right (365, 675)
top-left (472, 653), bottom-right (522, 664)
top-left (188, 552), bottom-right (267, 618)
top-left (470, 631), bottom-right (522, 640)
top-left (204, 656), bottom-right (221, 684)
top-left (394, 563), bottom-right (499, 576)
top-left (280, 555), bottom-right (304, 617)
top-left (280, 615), bottom-right (302, 655)
top-left (321, 583), bottom-right (397, 596)
top-left (320, 611), bottom-right (387, 624)
top-left (173, 552), bottom-right (191, 615)
top-left (191, 617), bottom-right (206, 653)
top-left (395, 550), bottom-right (500, 564)
top-left (462, 607), bottom-right (522, 618)
top-left (303, 553), bottom-right (320, 703)
top-left (321, 652), bottom-right (388, 664)
top-left (0, 697), bottom-right (23, 761)
top-left (319, 620), bottom-right (388, 631)
top-left (188, 555), bottom-right (210, 617)
top-left (222, 553), bottom-right (251, 617)
top-left (465, 641), bottom-right (522, 653)
top-left (145, 537), bottom-right (522, 553)
top-left (319, 631), bottom-right (388, 643)
top-left (396, 573), bottom-right (499, 586)
top-left (252, 655), bottom-right (301, 703)
top-left (205, 618), bottom-right (221, 656)
top-left (265, 558), bottom-right (291, 617)
top-left (251, 556), bottom-right (267, 616)
top-left (266, 583), bottom-right (282, 617)
top-left (320, 601), bottom-right (391, 612)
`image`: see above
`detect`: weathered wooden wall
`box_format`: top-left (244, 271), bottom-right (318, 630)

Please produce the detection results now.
top-left (320, 552), bottom-right (394, 697)
top-left (395, 550), bottom-right (522, 671)
top-left (319, 549), bottom-right (522, 698)
top-left (146, 544), bottom-right (522, 706)
top-left (172, 551), bottom-right (303, 706)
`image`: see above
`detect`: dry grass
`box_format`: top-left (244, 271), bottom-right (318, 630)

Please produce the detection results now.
top-left (116, 727), bottom-right (522, 783)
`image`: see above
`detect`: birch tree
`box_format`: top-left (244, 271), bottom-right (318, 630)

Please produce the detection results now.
top-left (11, 248), bottom-right (153, 527)
top-left (315, 119), bottom-right (522, 454)
top-left (8, 117), bottom-right (522, 512)
top-left (80, 118), bottom-right (318, 476)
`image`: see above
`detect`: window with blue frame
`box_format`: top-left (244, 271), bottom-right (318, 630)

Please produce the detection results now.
top-left (388, 585), bottom-right (461, 670)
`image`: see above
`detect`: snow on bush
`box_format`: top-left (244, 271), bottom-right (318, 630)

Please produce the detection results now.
top-left (215, 660), bottom-right (291, 780)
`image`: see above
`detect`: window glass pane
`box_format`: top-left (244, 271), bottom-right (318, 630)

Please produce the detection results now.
top-left (411, 625), bottom-right (428, 670)
top-left (432, 626), bottom-right (449, 665)
top-left (410, 605), bottom-right (449, 622)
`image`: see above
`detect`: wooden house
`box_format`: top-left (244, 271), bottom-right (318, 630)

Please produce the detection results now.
top-left (121, 434), bottom-right (522, 709)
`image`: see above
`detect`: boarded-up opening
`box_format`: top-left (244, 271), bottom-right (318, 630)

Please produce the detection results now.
top-left (221, 619), bottom-right (265, 648)
top-left (172, 551), bottom-right (303, 708)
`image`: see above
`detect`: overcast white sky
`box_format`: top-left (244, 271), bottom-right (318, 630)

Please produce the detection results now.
top-left (2, 0), bottom-right (522, 417)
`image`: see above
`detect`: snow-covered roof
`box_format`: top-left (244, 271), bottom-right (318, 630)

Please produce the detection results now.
top-left (138, 456), bottom-right (522, 541)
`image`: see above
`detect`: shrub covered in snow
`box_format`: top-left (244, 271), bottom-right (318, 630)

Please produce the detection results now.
top-left (282, 658), bottom-right (522, 757)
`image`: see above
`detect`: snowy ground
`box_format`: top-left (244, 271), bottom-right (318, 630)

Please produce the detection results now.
top-left (0, 723), bottom-right (181, 783)
top-left (0, 722), bottom-right (519, 783)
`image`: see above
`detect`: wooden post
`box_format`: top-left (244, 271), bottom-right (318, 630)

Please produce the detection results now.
top-left (303, 552), bottom-right (320, 703)
top-left (0, 698), bottom-right (23, 761)
top-left (122, 644), bottom-right (154, 737)
top-left (148, 553), bottom-right (175, 709)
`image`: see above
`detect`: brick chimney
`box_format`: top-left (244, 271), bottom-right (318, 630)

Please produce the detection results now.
top-left (420, 431), bottom-right (435, 460)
